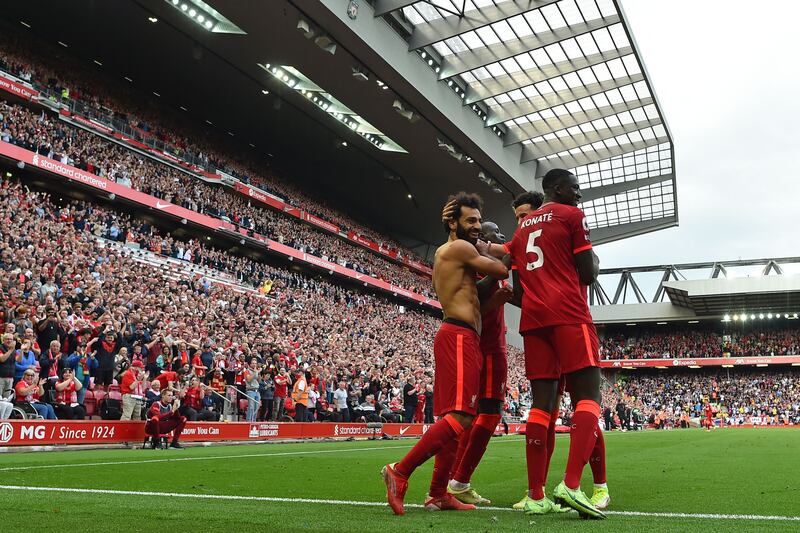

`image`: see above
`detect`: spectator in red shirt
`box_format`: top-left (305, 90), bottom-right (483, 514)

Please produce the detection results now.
top-left (15, 370), bottom-right (56, 419)
top-left (181, 376), bottom-right (218, 421)
top-left (120, 360), bottom-right (147, 420)
top-left (272, 368), bottom-right (289, 421)
top-left (145, 388), bottom-right (186, 449)
top-left (53, 367), bottom-right (85, 419)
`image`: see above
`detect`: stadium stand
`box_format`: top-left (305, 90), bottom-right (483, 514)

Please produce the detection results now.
top-left (0, 29), bottom-right (430, 265)
top-left (599, 325), bottom-right (800, 360)
top-left (0, 99), bottom-right (434, 298)
top-left (603, 368), bottom-right (800, 428)
top-left (0, 173), bottom-right (527, 421)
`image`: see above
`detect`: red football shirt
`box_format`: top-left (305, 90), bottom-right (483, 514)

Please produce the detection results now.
top-left (505, 202), bottom-right (594, 334)
top-left (480, 279), bottom-right (507, 354)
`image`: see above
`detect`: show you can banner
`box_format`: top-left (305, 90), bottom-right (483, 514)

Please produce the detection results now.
top-left (0, 420), bottom-right (525, 447)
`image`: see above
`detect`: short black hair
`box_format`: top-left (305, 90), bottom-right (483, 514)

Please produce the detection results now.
top-left (511, 191), bottom-right (544, 210)
top-left (443, 192), bottom-right (483, 234)
top-left (541, 168), bottom-right (574, 191)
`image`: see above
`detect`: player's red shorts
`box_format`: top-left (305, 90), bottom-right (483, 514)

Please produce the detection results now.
top-left (479, 349), bottom-right (507, 402)
top-left (522, 323), bottom-right (600, 380)
top-left (433, 321), bottom-right (481, 416)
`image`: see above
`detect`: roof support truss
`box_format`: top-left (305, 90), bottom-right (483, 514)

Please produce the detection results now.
top-left (373, 0), bottom-right (421, 17)
top-left (525, 134), bottom-right (668, 167)
top-left (578, 172), bottom-right (674, 203)
top-left (486, 73), bottom-right (644, 126)
top-left (438, 15), bottom-right (621, 79)
top-left (520, 118), bottom-right (660, 158)
top-left (504, 98), bottom-right (654, 144)
top-left (465, 46), bottom-right (634, 104)
top-left (408, 0), bottom-right (561, 51)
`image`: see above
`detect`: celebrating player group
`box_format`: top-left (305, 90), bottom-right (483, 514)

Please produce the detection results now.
top-left (382, 168), bottom-right (610, 519)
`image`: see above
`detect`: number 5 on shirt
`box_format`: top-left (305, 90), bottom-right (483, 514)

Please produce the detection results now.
top-left (526, 230), bottom-right (544, 270)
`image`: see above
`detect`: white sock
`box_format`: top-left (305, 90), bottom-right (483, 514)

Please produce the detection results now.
top-left (594, 483), bottom-right (608, 489)
top-left (449, 480), bottom-right (469, 491)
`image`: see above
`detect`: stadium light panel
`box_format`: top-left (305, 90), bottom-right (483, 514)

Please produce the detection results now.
top-left (741, 315), bottom-right (747, 322)
top-left (148, 17), bottom-right (158, 23)
top-left (732, 314), bottom-right (739, 321)
top-left (688, 320), bottom-right (699, 324)
top-left (656, 321), bottom-right (667, 325)
top-left (767, 313), bottom-right (773, 319)
top-left (750, 314), bottom-right (756, 320)
top-left (20, 20), bottom-right (31, 28)
top-left (165, 0), bottom-right (244, 34)
top-left (722, 315), bottom-right (730, 322)
top-left (758, 314), bottom-right (764, 319)
top-left (260, 64), bottom-right (406, 153)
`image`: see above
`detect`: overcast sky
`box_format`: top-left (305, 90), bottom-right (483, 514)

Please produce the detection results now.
top-left (594, 0), bottom-right (800, 280)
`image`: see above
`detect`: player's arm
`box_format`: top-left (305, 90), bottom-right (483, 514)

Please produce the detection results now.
top-left (454, 240), bottom-right (508, 280)
top-left (475, 276), bottom-right (497, 302)
top-left (574, 249), bottom-right (599, 285)
top-left (569, 208), bottom-right (599, 285)
top-left (480, 283), bottom-right (513, 314)
top-left (509, 266), bottom-right (523, 309)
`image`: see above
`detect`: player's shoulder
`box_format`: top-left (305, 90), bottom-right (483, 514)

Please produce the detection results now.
top-left (552, 203), bottom-right (585, 216)
top-left (439, 239), bottom-right (476, 257)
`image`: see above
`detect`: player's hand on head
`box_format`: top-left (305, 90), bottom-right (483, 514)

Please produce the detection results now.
top-left (441, 199), bottom-right (458, 224)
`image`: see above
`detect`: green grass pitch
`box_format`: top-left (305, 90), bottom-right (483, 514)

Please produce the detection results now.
top-left (1, 428), bottom-right (799, 532)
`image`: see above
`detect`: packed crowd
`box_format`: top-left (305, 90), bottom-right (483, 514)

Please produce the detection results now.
top-left (599, 327), bottom-right (800, 360)
top-left (604, 369), bottom-right (800, 428)
top-left (0, 176), bottom-right (525, 422)
top-left (0, 99), bottom-right (434, 297)
top-left (0, 30), bottom-right (428, 266)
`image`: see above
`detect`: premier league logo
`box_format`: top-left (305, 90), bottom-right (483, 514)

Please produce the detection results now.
top-left (347, 0), bottom-right (358, 20)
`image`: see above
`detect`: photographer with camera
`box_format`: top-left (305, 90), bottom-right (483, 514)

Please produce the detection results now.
top-left (145, 388), bottom-right (187, 449)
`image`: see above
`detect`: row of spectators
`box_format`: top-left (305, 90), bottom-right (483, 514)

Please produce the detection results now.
top-left (0, 176), bottom-right (525, 421)
top-left (0, 99), bottom-right (434, 297)
top-left (600, 327), bottom-right (800, 360)
top-left (0, 29), bottom-right (429, 267)
top-left (603, 369), bottom-right (800, 428)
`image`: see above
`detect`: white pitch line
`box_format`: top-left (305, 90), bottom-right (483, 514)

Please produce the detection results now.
top-left (0, 485), bottom-right (797, 522)
top-left (0, 437), bottom-right (526, 472)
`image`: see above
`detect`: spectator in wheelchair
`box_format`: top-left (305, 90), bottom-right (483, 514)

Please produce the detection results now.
top-left (53, 367), bottom-right (86, 419)
top-left (15, 369), bottom-right (56, 419)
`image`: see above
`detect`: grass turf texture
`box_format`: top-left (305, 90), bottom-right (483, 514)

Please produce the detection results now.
top-left (1, 428), bottom-right (798, 532)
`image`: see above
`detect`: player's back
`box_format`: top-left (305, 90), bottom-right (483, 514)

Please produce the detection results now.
top-left (508, 202), bottom-right (593, 333)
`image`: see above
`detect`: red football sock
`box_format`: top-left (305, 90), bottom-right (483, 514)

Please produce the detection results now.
top-left (564, 400), bottom-right (601, 490)
top-left (450, 422), bottom-right (472, 480)
top-left (429, 436), bottom-right (460, 497)
top-left (525, 409), bottom-right (551, 500)
top-left (396, 415), bottom-right (463, 479)
top-left (544, 408), bottom-right (558, 483)
top-left (589, 426), bottom-right (606, 484)
top-left (452, 413), bottom-right (501, 484)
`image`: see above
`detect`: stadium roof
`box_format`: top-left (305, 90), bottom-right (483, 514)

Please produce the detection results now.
top-left (374, 0), bottom-right (677, 241)
top-left (581, 257), bottom-right (800, 325)
top-left (0, 0), bottom-right (675, 254)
